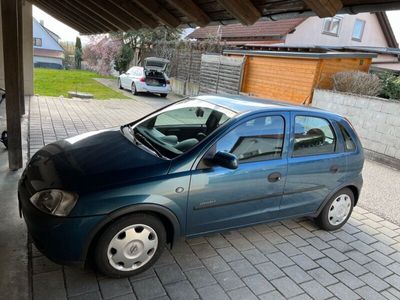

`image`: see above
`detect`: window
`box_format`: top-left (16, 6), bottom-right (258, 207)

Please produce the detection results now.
top-left (339, 123), bottom-right (356, 151)
top-left (155, 107), bottom-right (213, 126)
top-left (352, 19), bottom-right (365, 41)
top-left (33, 38), bottom-right (42, 47)
top-left (322, 17), bottom-right (342, 36)
top-left (293, 116), bottom-right (336, 157)
top-left (134, 100), bottom-right (236, 159)
top-left (213, 116), bottom-right (285, 163)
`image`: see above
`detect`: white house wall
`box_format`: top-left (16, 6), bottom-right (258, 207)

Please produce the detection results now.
top-left (284, 13), bottom-right (389, 48)
top-left (33, 18), bottom-right (64, 52)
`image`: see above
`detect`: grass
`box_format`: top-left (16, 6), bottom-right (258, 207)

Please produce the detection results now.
top-left (34, 68), bottom-right (129, 100)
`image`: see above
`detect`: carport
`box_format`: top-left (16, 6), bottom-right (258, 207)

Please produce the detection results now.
top-left (2, 0), bottom-right (400, 170)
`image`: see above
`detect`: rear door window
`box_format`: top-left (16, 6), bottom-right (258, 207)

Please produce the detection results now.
top-left (339, 123), bottom-right (356, 152)
top-left (293, 116), bottom-right (336, 157)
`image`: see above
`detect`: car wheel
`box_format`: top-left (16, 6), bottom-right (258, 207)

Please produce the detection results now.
top-left (160, 93), bottom-right (168, 98)
top-left (118, 79), bottom-right (123, 90)
top-left (131, 82), bottom-right (138, 95)
top-left (95, 214), bottom-right (166, 278)
top-left (315, 187), bottom-right (354, 231)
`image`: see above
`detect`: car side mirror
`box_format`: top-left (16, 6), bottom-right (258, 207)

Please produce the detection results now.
top-left (213, 151), bottom-right (238, 169)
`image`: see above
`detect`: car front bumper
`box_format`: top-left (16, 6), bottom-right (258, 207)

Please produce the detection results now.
top-left (18, 181), bottom-right (104, 265)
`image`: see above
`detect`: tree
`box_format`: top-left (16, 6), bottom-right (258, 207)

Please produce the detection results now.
top-left (111, 27), bottom-right (182, 65)
top-left (82, 35), bottom-right (122, 75)
top-left (114, 43), bottom-right (134, 74)
top-left (75, 37), bottom-right (82, 69)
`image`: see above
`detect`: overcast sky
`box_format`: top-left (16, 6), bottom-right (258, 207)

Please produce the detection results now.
top-left (33, 5), bottom-right (400, 44)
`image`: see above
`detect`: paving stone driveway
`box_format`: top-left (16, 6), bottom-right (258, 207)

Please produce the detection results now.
top-left (29, 96), bottom-right (400, 300)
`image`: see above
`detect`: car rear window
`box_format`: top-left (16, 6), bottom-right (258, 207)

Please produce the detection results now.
top-left (293, 116), bottom-right (336, 157)
top-left (339, 123), bottom-right (356, 152)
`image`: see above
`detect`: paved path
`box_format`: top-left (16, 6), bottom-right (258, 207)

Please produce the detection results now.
top-left (0, 98), bottom-right (30, 300)
top-left (28, 96), bottom-right (400, 300)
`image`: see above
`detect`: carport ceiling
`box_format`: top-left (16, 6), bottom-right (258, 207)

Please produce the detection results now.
top-left (30, 0), bottom-right (400, 34)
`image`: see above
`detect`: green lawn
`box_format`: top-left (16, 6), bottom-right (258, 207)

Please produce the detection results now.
top-left (34, 68), bottom-right (129, 100)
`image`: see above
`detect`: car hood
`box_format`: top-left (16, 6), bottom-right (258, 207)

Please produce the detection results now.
top-left (22, 128), bottom-right (171, 194)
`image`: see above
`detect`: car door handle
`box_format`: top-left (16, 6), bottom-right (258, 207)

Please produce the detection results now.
top-left (268, 172), bottom-right (282, 183)
top-left (330, 165), bottom-right (339, 173)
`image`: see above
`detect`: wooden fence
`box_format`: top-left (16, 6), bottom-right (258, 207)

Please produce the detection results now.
top-left (199, 54), bottom-right (245, 95)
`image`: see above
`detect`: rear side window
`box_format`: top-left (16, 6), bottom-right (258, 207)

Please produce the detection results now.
top-left (214, 115), bottom-right (285, 163)
top-left (339, 123), bottom-right (356, 151)
top-left (293, 116), bottom-right (336, 157)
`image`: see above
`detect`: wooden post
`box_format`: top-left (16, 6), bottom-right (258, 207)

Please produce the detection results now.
top-left (17, 0), bottom-right (25, 115)
top-left (1, 0), bottom-right (23, 170)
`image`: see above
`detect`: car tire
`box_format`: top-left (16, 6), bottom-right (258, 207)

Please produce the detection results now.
top-left (118, 79), bottom-right (123, 90)
top-left (94, 213), bottom-right (166, 278)
top-left (131, 82), bottom-right (138, 95)
top-left (315, 187), bottom-right (354, 231)
top-left (160, 93), bottom-right (168, 98)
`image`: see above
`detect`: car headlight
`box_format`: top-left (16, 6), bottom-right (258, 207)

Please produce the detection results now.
top-left (30, 189), bottom-right (78, 216)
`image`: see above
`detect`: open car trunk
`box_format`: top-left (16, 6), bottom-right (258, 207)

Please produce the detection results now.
top-left (144, 57), bottom-right (169, 87)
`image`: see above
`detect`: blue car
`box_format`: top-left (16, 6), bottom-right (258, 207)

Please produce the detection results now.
top-left (19, 95), bottom-right (364, 277)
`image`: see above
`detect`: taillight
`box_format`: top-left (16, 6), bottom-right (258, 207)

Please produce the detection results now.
top-left (139, 77), bottom-right (145, 82)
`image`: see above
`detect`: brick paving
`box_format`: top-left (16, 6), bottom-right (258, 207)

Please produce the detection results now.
top-left (29, 96), bottom-right (400, 300)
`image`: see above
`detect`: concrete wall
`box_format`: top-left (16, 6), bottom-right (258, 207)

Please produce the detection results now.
top-left (0, 0), bottom-right (34, 95)
top-left (285, 13), bottom-right (389, 48)
top-left (313, 89), bottom-right (400, 168)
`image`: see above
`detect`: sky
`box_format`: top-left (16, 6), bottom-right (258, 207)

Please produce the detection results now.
top-left (33, 5), bottom-right (400, 44)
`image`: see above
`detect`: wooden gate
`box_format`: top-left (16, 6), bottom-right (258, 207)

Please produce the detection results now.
top-left (199, 54), bottom-right (245, 95)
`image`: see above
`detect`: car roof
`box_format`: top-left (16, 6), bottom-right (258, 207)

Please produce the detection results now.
top-left (196, 95), bottom-right (341, 118)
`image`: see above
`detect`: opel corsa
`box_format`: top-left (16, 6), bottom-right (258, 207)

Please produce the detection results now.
top-left (19, 95), bottom-right (364, 277)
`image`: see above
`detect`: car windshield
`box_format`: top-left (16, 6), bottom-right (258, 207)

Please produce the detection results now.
top-left (126, 99), bottom-right (237, 159)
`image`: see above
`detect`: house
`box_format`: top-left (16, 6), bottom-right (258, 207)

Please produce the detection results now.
top-left (32, 18), bottom-right (64, 69)
top-left (187, 12), bottom-right (399, 72)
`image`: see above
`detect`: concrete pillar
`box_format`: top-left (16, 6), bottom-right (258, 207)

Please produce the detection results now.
top-left (22, 0), bottom-right (33, 96)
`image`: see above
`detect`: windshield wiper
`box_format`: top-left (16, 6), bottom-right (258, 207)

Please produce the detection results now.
top-left (133, 128), bottom-right (165, 159)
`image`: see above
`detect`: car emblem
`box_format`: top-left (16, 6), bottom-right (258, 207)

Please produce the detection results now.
top-left (130, 244), bottom-right (138, 254)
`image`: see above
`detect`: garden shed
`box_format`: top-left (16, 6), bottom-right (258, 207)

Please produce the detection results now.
top-left (224, 49), bottom-right (377, 104)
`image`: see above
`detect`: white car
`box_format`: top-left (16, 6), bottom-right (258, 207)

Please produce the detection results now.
top-left (118, 57), bottom-right (171, 97)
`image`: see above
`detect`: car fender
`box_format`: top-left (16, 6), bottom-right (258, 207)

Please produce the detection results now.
top-left (313, 174), bottom-right (363, 217)
top-left (81, 203), bottom-right (181, 262)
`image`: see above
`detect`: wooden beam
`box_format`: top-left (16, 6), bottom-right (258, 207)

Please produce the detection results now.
top-left (53, 0), bottom-right (115, 33)
top-left (302, 0), bottom-right (343, 18)
top-left (17, 0), bottom-right (24, 115)
top-left (216, 0), bottom-right (261, 25)
top-left (165, 0), bottom-right (210, 27)
top-left (32, 0), bottom-right (94, 33)
top-left (90, 0), bottom-right (142, 30)
top-left (85, 0), bottom-right (136, 31)
top-left (135, 0), bottom-right (180, 27)
top-left (108, 0), bottom-right (159, 28)
top-left (1, 0), bottom-right (23, 169)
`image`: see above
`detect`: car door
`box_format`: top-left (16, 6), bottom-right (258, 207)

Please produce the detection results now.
top-left (279, 112), bottom-right (347, 218)
top-left (120, 68), bottom-right (131, 89)
top-left (186, 113), bottom-right (290, 236)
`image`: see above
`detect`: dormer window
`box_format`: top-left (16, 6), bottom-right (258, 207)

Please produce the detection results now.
top-left (33, 38), bottom-right (42, 47)
top-left (322, 16), bottom-right (342, 36)
top-left (352, 19), bottom-right (366, 41)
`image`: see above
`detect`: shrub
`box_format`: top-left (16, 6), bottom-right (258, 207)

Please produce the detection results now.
top-left (332, 71), bottom-right (382, 97)
top-left (379, 72), bottom-right (400, 100)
